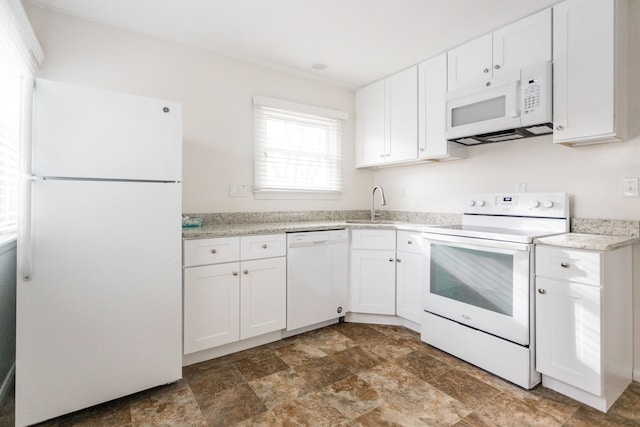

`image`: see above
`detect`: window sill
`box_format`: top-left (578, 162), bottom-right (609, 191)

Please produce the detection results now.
top-left (253, 190), bottom-right (342, 200)
top-left (0, 234), bottom-right (17, 253)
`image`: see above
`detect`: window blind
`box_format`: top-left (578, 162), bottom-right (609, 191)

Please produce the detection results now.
top-left (253, 96), bottom-right (346, 196)
top-left (0, 0), bottom-right (42, 235)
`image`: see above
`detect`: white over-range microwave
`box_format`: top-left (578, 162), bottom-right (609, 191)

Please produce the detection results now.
top-left (445, 61), bottom-right (553, 145)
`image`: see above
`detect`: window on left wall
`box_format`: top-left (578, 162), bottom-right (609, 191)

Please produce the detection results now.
top-left (0, 0), bottom-right (43, 236)
top-left (253, 96), bottom-right (347, 200)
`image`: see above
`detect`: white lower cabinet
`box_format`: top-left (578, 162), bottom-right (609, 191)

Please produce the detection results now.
top-left (350, 229), bottom-right (396, 315)
top-left (183, 234), bottom-right (286, 355)
top-left (240, 257), bottom-right (286, 339)
top-left (535, 244), bottom-right (632, 412)
top-left (183, 262), bottom-right (240, 353)
top-left (395, 231), bottom-right (426, 324)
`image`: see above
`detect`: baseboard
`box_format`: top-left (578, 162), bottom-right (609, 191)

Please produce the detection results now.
top-left (0, 362), bottom-right (15, 407)
top-left (634, 367), bottom-right (640, 382)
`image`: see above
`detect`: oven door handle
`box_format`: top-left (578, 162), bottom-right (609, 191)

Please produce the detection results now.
top-left (422, 234), bottom-right (530, 252)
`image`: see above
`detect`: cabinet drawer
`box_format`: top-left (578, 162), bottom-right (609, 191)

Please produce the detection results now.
top-left (241, 234), bottom-right (286, 260)
top-left (396, 230), bottom-right (426, 254)
top-left (184, 237), bottom-right (240, 267)
top-left (351, 229), bottom-right (396, 250)
top-left (536, 245), bottom-right (601, 286)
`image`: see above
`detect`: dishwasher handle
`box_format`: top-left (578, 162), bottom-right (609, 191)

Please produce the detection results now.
top-left (288, 238), bottom-right (348, 249)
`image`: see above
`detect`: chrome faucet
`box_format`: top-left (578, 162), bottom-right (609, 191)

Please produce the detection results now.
top-left (371, 185), bottom-right (387, 221)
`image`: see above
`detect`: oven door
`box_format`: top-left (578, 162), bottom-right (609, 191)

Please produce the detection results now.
top-left (422, 233), bottom-right (532, 346)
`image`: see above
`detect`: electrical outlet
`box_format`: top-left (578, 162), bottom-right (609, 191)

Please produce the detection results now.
top-left (622, 178), bottom-right (639, 198)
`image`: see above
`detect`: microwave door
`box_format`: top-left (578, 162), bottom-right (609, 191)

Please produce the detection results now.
top-left (445, 80), bottom-right (521, 140)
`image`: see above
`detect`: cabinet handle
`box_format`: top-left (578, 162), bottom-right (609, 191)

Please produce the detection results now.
top-left (560, 262), bottom-right (569, 268)
top-left (494, 64), bottom-right (501, 70)
top-left (538, 288), bottom-right (546, 295)
top-left (262, 244), bottom-right (268, 249)
top-left (419, 148), bottom-right (425, 152)
top-left (233, 271), bottom-right (238, 276)
top-left (243, 269), bottom-right (249, 274)
top-left (556, 125), bottom-right (564, 131)
top-left (407, 240), bottom-right (413, 245)
top-left (483, 68), bottom-right (489, 73)
top-left (211, 249), bottom-right (217, 254)
top-left (388, 258), bottom-right (394, 262)
top-left (397, 258), bottom-right (402, 263)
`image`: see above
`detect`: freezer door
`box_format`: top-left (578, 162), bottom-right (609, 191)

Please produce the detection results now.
top-left (16, 180), bottom-right (182, 427)
top-left (31, 79), bottom-right (182, 181)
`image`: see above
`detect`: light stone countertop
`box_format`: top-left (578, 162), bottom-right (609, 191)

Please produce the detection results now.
top-left (534, 233), bottom-right (639, 251)
top-left (182, 220), bottom-right (441, 239)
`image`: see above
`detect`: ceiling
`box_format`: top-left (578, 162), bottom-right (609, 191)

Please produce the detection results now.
top-left (26, 0), bottom-right (560, 89)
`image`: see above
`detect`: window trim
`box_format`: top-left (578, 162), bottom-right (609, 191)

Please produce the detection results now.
top-left (252, 96), bottom-right (347, 200)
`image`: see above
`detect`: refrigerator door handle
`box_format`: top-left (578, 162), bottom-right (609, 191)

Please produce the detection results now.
top-left (19, 177), bottom-right (33, 281)
top-left (19, 76), bottom-right (35, 281)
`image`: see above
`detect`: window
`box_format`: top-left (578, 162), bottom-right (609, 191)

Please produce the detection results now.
top-left (0, 0), bottom-right (43, 236)
top-left (253, 96), bottom-right (347, 199)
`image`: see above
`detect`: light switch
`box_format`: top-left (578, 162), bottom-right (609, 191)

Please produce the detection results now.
top-left (229, 183), bottom-right (249, 197)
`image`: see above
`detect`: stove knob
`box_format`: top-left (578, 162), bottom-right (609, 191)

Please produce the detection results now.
top-left (476, 200), bottom-right (486, 207)
top-left (529, 200), bottom-right (540, 208)
top-left (466, 200), bottom-right (476, 207)
top-left (542, 200), bottom-right (554, 208)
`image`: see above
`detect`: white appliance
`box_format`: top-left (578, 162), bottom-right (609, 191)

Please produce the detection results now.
top-left (286, 230), bottom-right (349, 332)
top-left (15, 78), bottom-right (183, 427)
top-left (421, 192), bottom-right (569, 389)
top-left (445, 62), bottom-right (553, 145)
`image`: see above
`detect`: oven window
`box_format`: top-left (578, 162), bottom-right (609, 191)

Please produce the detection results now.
top-left (430, 244), bottom-right (513, 316)
top-left (451, 96), bottom-right (506, 127)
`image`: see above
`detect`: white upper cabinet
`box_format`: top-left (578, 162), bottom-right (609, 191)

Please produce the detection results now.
top-left (552, 0), bottom-right (628, 146)
top-left (447, 8), bottom-right (551, 91)
top-left (418, 53), bottom-right (467, 161)
top-left (355, 66), bottom-right (418, 167)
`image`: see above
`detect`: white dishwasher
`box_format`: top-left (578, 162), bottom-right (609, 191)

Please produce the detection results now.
top-left (286, 229), bottom-right (349, 332)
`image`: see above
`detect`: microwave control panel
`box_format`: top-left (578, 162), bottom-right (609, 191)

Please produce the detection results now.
top-left (520, 62), bottom-right (552, 126)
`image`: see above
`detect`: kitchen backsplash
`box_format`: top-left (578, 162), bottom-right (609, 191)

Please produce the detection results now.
top-left (571, 218), bottom-right (640, 237)
top-left (184, 211), bottom-right (639, 237)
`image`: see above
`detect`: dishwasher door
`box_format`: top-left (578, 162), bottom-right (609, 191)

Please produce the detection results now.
top-left (286, 230), bottom-right (349, 331)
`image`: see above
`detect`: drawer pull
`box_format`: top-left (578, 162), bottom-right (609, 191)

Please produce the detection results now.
top-left (262, 244), bottom-right (268, 249)
top-left (243, 270), bottom-right (249, 275)
top-left (538, 288), bottom-right (546, 295)
top-left (407, 240), bottom-right (413, 245)
top-left (397, 258), bottom-right (402, 263)
top-left (233, 271), bottom-right (238, 276)
top-left (388, 258), bottom-right (394, 262)
top-left (560, 262), bottom-right (569, 268)
top-left (211, 249), bottom-right (217, 254)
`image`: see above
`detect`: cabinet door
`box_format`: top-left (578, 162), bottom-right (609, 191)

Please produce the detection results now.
top-left (183, 263), bottom-right (240, 354)
top-left (386, 66), bottom-right (418, 163)
top-left (447, 33), bottom-right (492, 91)
top-left (418, 53), bottom-right (466, 161)
top-left (536, 277), bottom-right (602, 395)
top-left (396, 251), bottom-right (425, 324)
top-left (240, 257), bottom-right (286, 339)
top-left (350, 249), bottom-right (396, 315)
top-left (553, 0), bottom-right (621, 144)
top-left (355, 79), bottom-right (386, 167)
top-left (492, 8), bottom-right (551, 78)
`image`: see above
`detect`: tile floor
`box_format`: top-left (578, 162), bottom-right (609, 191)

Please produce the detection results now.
top-left (1, 322), bottom-right (639, 426)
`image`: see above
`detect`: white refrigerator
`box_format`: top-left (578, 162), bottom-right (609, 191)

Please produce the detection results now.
top-left (15, 78), bottom-right (183, 427)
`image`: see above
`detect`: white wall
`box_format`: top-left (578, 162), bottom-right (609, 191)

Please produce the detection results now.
top-left (24, 5), bottom-right (373, 214)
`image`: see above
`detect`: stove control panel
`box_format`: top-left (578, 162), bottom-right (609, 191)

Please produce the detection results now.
top-left (463, 192), bottom-right (569, 218)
